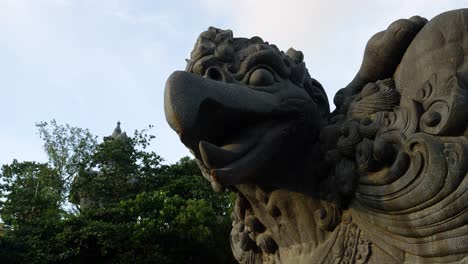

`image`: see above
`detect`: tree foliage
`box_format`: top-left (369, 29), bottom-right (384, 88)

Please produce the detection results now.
top-left (0, 161), bottom-right (65, 263)
top-left (36, 120), bottom-right (97, 188)
top-left (0, 121), bottom-right (235, 264)
top-left (70, 126), bottom-right (163, 208)
top-left (0, 161), bottom-right (64, 229)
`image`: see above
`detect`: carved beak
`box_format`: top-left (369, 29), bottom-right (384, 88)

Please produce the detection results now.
top-left (165, 71), bottom-right (294, 187)
top-left (164, 71), bottom-right (279, 157)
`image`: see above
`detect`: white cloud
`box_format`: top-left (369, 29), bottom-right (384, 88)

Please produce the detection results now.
top-left (103, 3), bottom-right (174, 29)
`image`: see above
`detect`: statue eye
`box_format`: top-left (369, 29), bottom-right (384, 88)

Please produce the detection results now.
top-left (248, 68), bottom-right (274, 86)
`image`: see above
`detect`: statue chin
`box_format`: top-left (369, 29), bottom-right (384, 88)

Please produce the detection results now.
top-left (165, 10), bottom-right (468, 264)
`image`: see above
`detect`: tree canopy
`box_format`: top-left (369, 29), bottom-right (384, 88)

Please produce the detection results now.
top-left (0, 121), bottom-right (235, 264)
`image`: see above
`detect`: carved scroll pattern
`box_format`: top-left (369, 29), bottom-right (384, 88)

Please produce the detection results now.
top-left (324, 82), bottom-right (466, 262)
top-left (350, 11), bottom-right (468, 263)
top-left (326, 76), bottom-right (468, 262)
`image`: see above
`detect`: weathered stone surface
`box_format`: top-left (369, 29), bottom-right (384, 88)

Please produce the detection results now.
top-left (164, 9), bottom-right (468, 264)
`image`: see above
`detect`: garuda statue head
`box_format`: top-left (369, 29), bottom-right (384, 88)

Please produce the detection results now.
top-left (165, 27), bottom-right (330, 194)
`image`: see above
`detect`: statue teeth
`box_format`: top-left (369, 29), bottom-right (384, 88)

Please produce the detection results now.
top-left (199, 140), bottom-right (244, 169)
top-left (209, 174), bottom-right (224, 193)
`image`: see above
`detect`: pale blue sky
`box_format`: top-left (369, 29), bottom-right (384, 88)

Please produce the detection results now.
top-left (1, 0), bottom-right (466, 166)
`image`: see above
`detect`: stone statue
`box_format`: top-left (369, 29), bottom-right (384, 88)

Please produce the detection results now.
top-left (164, 9), bottom-right (468, 264)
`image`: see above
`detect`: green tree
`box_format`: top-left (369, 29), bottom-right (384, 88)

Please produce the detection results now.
top-left (157, 157), bottom-right (233, 216)
top-left (0, 122), bottom-right (236, 263)
top-left (36, 120), bottom-right (97, 189)
top-left (0, 160), bottom-right (63, 230)
top-left (70, 126), bottom-right (163, 208)
top-left (0, 160), bottom-right (65, 263)
top-left (55, 191), bottom-right (234, 264)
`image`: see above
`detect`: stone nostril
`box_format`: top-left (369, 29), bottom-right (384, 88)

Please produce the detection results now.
top-left (205, 66), bottom-right (223, 81)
